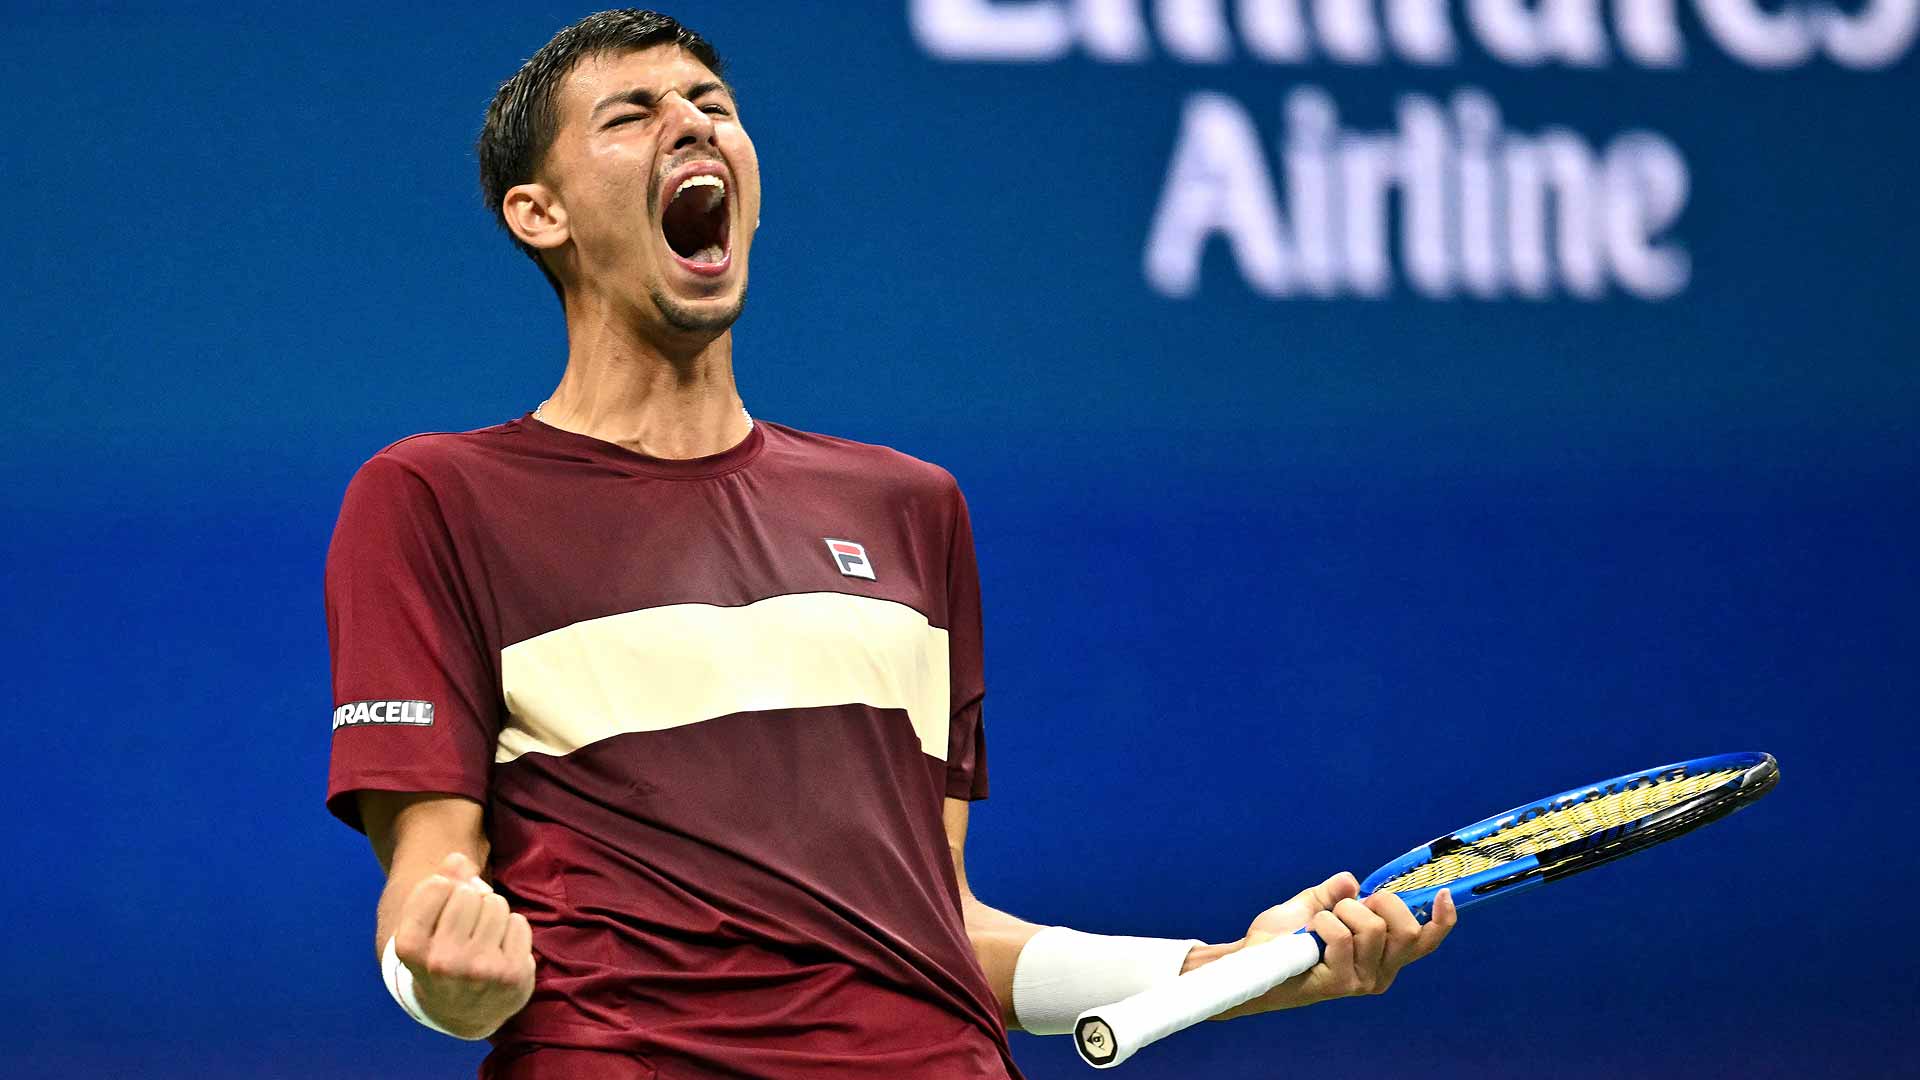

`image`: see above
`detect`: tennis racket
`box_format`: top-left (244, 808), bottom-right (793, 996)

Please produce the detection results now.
top-left (1072, 751), bottom-right (1779, 1069)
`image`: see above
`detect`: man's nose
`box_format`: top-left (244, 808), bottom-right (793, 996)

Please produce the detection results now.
top-left (662, 93), bottom-right (716, 152)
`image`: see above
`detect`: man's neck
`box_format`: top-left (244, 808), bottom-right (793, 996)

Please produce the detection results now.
top-left (538, 307), bottom-right (751, 460)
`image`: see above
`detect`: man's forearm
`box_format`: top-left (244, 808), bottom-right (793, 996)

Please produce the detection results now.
top-left (948, 797), bottom-right (1214, 1032)
top-left (360, 792), bottom-right (490, 959)
top-left (960, 893), bottom-right (1047, 1028)
top-left (967, 891), bottom-right (1221, 1022)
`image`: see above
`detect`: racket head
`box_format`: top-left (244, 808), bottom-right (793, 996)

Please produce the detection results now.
top-left (1360, 751), bottom-right (1779, 920)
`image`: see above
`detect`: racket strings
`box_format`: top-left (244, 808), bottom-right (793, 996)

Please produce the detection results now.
top-left (1374, 767), bottom-right (1745, 893)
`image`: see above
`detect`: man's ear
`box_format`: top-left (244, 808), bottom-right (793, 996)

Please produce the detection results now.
top-left (502, 182), bottom-right (569, 253)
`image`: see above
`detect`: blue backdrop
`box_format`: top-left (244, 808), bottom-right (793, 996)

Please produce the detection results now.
top-left (3, 3), bottom-right (1915, 1077)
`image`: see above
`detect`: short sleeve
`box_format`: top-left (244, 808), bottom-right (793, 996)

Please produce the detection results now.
top-left (324, 452), bottom-right (499, 832)
top-left (943, 480), bottom-right (989, 801)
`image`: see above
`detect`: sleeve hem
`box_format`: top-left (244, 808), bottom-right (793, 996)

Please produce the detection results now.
top-left (326, 771), bottom-right (488, 834)
top-left (944, 771), bottom-right (989, 801)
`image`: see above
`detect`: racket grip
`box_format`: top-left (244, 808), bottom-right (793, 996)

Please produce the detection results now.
top-left (1073, 929), bottom-right (1324, 1069)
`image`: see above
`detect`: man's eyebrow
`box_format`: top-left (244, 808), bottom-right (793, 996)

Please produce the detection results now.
top-left (590, 81), bottom-right (731, 119)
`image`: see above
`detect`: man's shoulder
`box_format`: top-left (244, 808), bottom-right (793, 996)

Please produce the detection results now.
top-left (762, 421), bottom-right (961, 497)
top-left (365, 417), bottom-right (527, 475)
top-left (337, 418), bottom-right (532, 515)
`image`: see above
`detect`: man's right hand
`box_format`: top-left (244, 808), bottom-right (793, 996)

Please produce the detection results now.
top-left (392, 851), bottom-right (536, 1039)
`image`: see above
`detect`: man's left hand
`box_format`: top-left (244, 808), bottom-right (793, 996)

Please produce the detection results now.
top-left (1190, 871), bottom-right (1457, 1020)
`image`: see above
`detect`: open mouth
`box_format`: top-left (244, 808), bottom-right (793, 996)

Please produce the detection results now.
top-left (661, 172), bottom-right (731, 271)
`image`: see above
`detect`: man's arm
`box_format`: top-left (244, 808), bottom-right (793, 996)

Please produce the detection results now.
top-left (942, 798), bottom-right (1455, 1031)
top-left (943, 797), bottom-right (1047, 1027)
top-left (360, 791), bottom-right (535, 1038)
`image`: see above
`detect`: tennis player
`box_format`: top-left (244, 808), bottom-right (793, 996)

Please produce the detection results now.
top-left (325, 11), bottom-right (1455, 1079)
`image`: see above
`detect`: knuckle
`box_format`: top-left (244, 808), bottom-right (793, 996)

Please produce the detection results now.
top-left (410, 874), bottom-right (450, 901)
top-left (423, 948), bottom-right (466, 980)
top-left (394, 929), bottom-right (426, 958)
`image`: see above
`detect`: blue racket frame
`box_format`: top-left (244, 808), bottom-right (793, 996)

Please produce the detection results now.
top-left (1359, 751), bottom-right (1778, 921)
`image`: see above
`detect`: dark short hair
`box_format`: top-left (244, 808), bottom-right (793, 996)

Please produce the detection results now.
top-left (477, 9), bottom-right (727, 304)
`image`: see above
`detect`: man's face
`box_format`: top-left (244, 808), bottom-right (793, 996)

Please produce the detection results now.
top-left (540, 46), bottom-right (760, 336)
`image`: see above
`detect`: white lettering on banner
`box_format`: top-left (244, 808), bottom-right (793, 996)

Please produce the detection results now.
top-left (1095, 0), bottom-right (1158, 59)
top-left (909, 0), bottom-right (1909, 300)
top-left (1603, 133), bottom-right (1690, 298)
top-left (1319, 0), bottom-right (1384, 62)
top-left (1145, 88), bottom-right (1691, 300)
top-left (909, 0), bottom-right (1074, 60)
top-left (1287, 89), bottom-right (1340, 295)
top-left (909, 0), bottom-right (1917, 68)
top-left (1240, 0), bottom-right (1309, 61)
top-left (1821, 0), bottom-right (1920, 68)
top-left (1468, 0), bottom-right (1610, 67)
top-left (1156, 0), bottom-right (1232, 62)
top-left (1399, 96), bottom-right (1451, 296)
top-left (1390, 0), bottom-right (1460, 63)
top-left (1695, 0), bottom-right (1817, 68)
top-left (1695, 0), bottom-right (1920, 69)
top-left (1144, 94), bottom-right (1293, 296)
top-left (1616, 0), bottom-right (1686, 67)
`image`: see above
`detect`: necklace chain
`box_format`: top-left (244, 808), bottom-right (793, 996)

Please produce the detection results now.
top-left (533, 399), bottom-right (753, 433)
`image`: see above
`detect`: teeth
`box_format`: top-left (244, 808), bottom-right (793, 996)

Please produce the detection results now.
top-left (675, 175), bottom-right (725, 199)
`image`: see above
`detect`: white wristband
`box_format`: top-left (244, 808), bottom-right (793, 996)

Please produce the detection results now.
top-left (1011, 926), bottom-right (1203, 1036)
top-left (382, 936), bottom-right (494, 1040)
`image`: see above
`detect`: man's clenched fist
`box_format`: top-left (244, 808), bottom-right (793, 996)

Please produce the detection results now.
top-left (392, 852), bottom-right (536, 1038)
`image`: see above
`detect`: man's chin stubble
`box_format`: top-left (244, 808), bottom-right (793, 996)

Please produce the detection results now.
top-left (651, 283), bottom-right (747, 334)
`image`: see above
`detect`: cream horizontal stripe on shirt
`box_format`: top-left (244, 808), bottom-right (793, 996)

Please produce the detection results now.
top-left (496, 591), bottom-right (952, 764)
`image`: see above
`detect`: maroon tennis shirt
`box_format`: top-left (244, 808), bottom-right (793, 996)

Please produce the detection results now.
top-left (325, 413), bottom-right (1022, 1080)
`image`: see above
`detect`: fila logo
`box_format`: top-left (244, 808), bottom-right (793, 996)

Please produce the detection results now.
top-left (824, 538), bottom-right (876, 580)
top-left (332, 699), bottom-right (435, 731)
